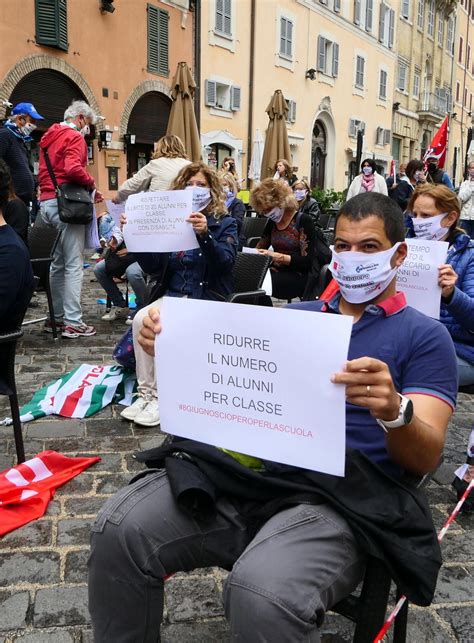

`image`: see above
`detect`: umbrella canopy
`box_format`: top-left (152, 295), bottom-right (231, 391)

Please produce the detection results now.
top-left (166, 61), bottom-right (201, 162)
top-left (248, 128), bottom-right (264, 184)
top-left (260, 90), bottom-right (292, 180)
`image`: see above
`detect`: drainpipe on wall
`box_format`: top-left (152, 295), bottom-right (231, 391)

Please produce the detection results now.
top-left (193, 0), bottom-right (201, 131)
top-left (246, 0), bottom-right (256, 190)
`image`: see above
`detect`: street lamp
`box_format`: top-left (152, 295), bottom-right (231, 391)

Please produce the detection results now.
top-left (122, 132), bottom-right (136, 155)
top-left (98, 127), bottom-right (113, 151)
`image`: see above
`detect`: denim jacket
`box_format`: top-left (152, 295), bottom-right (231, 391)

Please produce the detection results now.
top-left (134, 214), bottom-right (238, 303)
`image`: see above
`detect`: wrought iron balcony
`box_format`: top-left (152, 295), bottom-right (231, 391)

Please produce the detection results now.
top-left (417, 91), bottom-right (450, 119)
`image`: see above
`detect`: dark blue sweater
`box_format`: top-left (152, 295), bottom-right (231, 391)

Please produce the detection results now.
top-left (0, 127), bottom-right (35, 201)
top-left (0, 223), bottom-right (34, 332)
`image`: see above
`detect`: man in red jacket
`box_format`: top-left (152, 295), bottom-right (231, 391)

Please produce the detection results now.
top-left (38, 100), bottom-right (103, 338)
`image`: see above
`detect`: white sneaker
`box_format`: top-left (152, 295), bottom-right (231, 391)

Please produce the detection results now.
top-left (134, 400), bottom-right (160, 427)
top-left (125, 315), bottom-right (134, 326)
top-left (102, 307), bottom-right (129, 321)
top-left (120, 397), bottom-right (148, 421)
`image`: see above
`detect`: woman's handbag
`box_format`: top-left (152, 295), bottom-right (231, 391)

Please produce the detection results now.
top-left (113, 327), bottom-right (136, 370)
top-left (104, 243), bottom-right (136, 278)
top-left (43, 148), bottom-right (93, 225)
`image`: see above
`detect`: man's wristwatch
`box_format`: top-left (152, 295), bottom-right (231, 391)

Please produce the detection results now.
top-left (376, 394), bottom-right (414, 433)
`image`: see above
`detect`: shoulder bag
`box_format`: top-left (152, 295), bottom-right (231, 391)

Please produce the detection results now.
top-left (43, 147), bottom-right (93, 225)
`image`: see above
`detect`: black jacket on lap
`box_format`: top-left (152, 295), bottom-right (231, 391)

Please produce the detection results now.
top-left (136, 438), bottom-right (441, 607)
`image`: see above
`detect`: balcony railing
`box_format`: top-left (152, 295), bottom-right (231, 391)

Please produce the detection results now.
top-left (417, 91), bottom-right (451, 118)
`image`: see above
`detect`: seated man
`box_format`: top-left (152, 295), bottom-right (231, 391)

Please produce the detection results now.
top-left (88, 193), bottom-right (457, 642)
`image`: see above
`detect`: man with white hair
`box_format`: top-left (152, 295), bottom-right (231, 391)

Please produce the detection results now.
top-left (0, 102), bottom-right (44, 205)
top-left (38, 100), bottom-right (103, 338)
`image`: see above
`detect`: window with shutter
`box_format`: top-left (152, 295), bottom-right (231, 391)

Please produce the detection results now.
top-left (230, 86), bottom-right (241, 111)
top-left (365, 0), bottom-right (373, 32)
top-left (280, 17), bottom-right (293, 59)
top-left (35, 0), bottom-right (68, 52)
top-left (379, 4), bottom-right (386, 42)
top-left (379, 69), bottom-right (387, 99)
top-left (355, 56), bottom-right (365, 88)
top-left (147, 5), bottom-right (169, 77)
top-left (287, 100), bottom-right (296, 123)
top-left (205, 80), bottom-right (217, 107)
top-left (354, 0), bottom-right (361, 24)
top-left (388, 9), bottom-right (394, 48)
top-left (383, 129), bottom-right (391, 145)
top-left (332, 43), bottom-right (339, 77)
top-left (216, 0), bottom-right (232, 37)
top-left (317, 36), bottom-right (326, 73)
top-left (376, 127), bottom-right (384, 145)
top-left (401, 0), bottom-right (410, 18)
top-left (334, 0), bottom-right (341, 11)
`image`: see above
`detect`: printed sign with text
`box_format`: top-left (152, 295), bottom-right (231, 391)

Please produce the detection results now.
top-left (397, 238), bottom-right (448, 319)
top-left (123, 190), bottom-right (199, 253)
top-left (155, 298), bottom-right (352, 476)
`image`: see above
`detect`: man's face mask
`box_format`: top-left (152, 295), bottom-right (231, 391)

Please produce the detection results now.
top-left (21, 122), bottom-right (36, 137)
top-left (412, 213), bottom-right (450, 241)
top-left (80, 124), bottom-right (90, 137)
top-left (329, 243), bottom-right (401, 304)
top-left (185, 185), bottom-right (212, 212)
top-left (428, 162), bottom-right (438, 173)
top-left (265, 206), bottom-right (285, 223)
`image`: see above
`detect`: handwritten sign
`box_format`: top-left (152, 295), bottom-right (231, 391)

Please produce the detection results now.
top-left (123, 190), bottom-right (199, 253)
top-left (397, 238), bottom-right (448, 318)
top-left (155, 297), bottom-right (352, 476)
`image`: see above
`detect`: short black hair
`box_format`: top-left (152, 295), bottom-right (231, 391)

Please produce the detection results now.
top-left (336, 192), bottom-right (405, 244)
top-left (361, 158), bottom-right (377, 173)
top-left (0, 160), bottom-right (11, 211)
top-left (405, 159), bottom-right (424, 180)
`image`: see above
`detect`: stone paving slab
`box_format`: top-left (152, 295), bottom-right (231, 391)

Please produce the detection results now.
top-left (0, 268), bottom-right (473, 641)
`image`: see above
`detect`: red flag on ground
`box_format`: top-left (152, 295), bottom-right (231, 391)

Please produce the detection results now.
top-left (423, 116), bottom-right (449, 168)
top-left (0, 451), bottom-right (100, 536)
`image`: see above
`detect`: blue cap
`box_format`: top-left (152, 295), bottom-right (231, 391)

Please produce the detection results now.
top-left (11, 102), bottom-right (44, 120)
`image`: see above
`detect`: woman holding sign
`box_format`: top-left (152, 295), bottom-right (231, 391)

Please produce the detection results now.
top-left (408, 183), bottom-right (474, 385)
top-left (120, 162), bottom-right (238, 427)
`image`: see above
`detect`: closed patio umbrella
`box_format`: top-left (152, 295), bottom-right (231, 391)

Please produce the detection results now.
top-left (248, 128), bottom-right (264, 184)
top-left (260, 90), bottom-right (292, 179)
top-left (166, 61), bottom-right (201, 162)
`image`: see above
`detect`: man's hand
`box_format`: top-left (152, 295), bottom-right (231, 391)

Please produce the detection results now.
top-left (94, 190), bottom-right (104, 203)
top-left (108, 236), bottom-right (118, 251)
top-left (186, 212), bottom-right (208, 236)
top-left (438, 263), bottom-right (457, 299)
top-left (137, 308), bottom-right (161, 357)
top-left (331, 357), bottom-right (400, 422)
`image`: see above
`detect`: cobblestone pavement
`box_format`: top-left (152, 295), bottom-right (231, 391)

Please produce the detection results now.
top-left (0, 263), bottom-right (473, 642)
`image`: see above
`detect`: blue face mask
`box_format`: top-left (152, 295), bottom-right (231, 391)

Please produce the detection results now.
top-left (294, 189), bottom-right (307, 201)
top-left (186, 186), bottom-right (212, 212)
top-left (225, 190), bottom-right (234, 208)
top-left (362, 167), bottom-right (373, 176)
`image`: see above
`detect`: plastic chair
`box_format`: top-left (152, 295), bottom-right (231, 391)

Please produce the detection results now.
top-left (0, 329), bottom-right (26, 463)
top-left (241, 216), bottom-right (268, 248)
top-left (23, 223), bottom-right (61, 340)
top-left (226, 252), bottom-right (272, 304)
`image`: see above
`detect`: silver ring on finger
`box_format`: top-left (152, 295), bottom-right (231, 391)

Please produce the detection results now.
top-left (366, 385), bottom-right (371, 395)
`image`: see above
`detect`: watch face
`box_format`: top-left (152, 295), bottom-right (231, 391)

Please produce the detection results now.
top-left (404, 398), bottom-right (414, 425)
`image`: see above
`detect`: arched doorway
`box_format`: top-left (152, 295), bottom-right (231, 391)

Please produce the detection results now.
top-left (126, 92), bottom-right (172, 176)
top-left (207, 143), bottom-right (232, 170)
top-left (9, 69), bottom-right (92, 176)
top-left (311, 120), bottom-right (327, 189)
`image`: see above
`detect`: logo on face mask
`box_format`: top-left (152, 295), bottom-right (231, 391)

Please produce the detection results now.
top-left (412, 213), bottom-right (449, 241)
top-left (329, 243), bottom-right (401, 304)
top-left (185, 185), bottom-right (212, 212)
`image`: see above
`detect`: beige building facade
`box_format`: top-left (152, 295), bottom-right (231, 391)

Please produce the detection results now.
top-left (200, 0), bottom-right (397, 192)
top-left (0, 0), bottom-right (193, 198)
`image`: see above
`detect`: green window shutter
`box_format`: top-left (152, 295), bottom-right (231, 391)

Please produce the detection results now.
top-left (35, 0), bottom-right (68, 51)
top-left (147, 4), bottom-right (169, 76)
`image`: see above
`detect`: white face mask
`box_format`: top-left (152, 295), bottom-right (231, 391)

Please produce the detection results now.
top-left (412, 213), bottom-right (449, 241)
top-left (362, 167), bottom-right (373, 176)
top-left (329, 243), bottom-right (401, 304)
top-left (80, 124), bottom-right (90, 137)
top-left (265, 206), bottom-right (285, 223)
top-left (21, 122), bottom-right (37, 136)
top-left (185, 185), bottom-right (212, 212)
top-left (294, 189), bottom-right (307, 201)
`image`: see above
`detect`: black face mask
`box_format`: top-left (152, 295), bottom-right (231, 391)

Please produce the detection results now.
top-left (428, 163), bottom-right (437, 173)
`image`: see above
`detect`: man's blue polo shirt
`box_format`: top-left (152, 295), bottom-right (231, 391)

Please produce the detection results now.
top-left (290, 292), bottom-right (458, 478)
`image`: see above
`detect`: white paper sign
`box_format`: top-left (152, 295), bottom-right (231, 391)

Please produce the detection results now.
top-left (397, 238), bottom-right (448, 318)
top-left (105, 200), bottom-right (126, 227)
top-left (242, 246), bottom-right (273, 296)
top-left (85, 199), bottom-right (100, 249)
top-left (123, 190), bottom-right (199, 253)
top-left (155, 297), bottom-right (352, 476)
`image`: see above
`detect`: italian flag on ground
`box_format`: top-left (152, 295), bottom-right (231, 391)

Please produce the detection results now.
top-left (12, 364), bottom-right (136, 424)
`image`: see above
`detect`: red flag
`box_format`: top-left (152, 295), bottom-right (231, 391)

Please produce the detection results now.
top-left (0, 451), bottom-right (100, 536)
top-left (423, 116), bottom-right (449, 168)
top-left (390, 159), bottom-right (396, 179)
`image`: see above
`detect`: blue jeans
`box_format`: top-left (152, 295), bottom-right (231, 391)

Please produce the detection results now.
top-left (39, 198), bottom-right (86, 326)
top-left (457, 355), bottom-right (474, 386)
top-left (94, 259), bottom-right (147, 309)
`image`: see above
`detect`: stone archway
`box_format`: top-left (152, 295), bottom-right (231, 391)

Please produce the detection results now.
top-left (119, 79), bottom-right (172, 137)
top-left (0, 55), bottom-right (101, 127)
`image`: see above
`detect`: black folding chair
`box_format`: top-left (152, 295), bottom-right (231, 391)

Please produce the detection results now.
top-left (22, 223), bottom-right (61, 340)
top-left (0, 329), bottom-right (27, 463)
top-left (226, 252), bottom-right (272, 304)
top-left (241, 216), bottom-right (268, 248)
